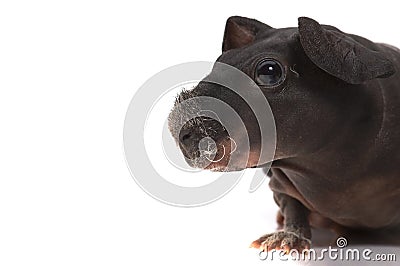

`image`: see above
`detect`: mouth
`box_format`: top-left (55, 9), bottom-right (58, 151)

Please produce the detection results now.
top-left (192, 136), bottom-right (254, 172)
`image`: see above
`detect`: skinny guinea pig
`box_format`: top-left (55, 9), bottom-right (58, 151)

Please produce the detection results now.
top-left (168, 16), bottom-right (400, 251)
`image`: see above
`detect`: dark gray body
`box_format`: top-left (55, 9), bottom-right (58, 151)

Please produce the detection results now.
top-left (270, 42), bottom-right (400, 230)
top-left (168, 16), bottom-right (400, 250)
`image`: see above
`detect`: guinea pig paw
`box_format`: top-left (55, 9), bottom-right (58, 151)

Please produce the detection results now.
top-left (250, 231), bottom-right (311, 253)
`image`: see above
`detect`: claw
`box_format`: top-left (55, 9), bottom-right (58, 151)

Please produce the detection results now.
top-left (281, 244), bottom-right (291, 254)
top-left (249, 240), bottom-right (261, 249)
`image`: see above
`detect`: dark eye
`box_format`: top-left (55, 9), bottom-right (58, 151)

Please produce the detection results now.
top-left (255, 59), bottom-right (285, 87)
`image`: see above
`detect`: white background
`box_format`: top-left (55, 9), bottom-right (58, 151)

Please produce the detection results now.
top-left (0, 1), bottom-right (399, 265)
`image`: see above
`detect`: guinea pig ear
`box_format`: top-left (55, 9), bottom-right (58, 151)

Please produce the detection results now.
top-left (298, 17), bottom-right (395, 84)
top-left (222, 16), bottom-right (272, 52)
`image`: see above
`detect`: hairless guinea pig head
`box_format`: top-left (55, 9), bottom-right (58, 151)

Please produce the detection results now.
top-left (168, 16), bottom-right (396, 172)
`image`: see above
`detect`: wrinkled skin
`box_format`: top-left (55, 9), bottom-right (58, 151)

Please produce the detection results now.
top-left (168, 16), bottom-right (400, 251)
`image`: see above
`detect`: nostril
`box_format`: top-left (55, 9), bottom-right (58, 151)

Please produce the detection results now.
top-left (178, 129), bottom-right (200, 160)
top-left (181, 133), bottom-right (191, 142)
top-left (179, 129), bottom-right (193, 144)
